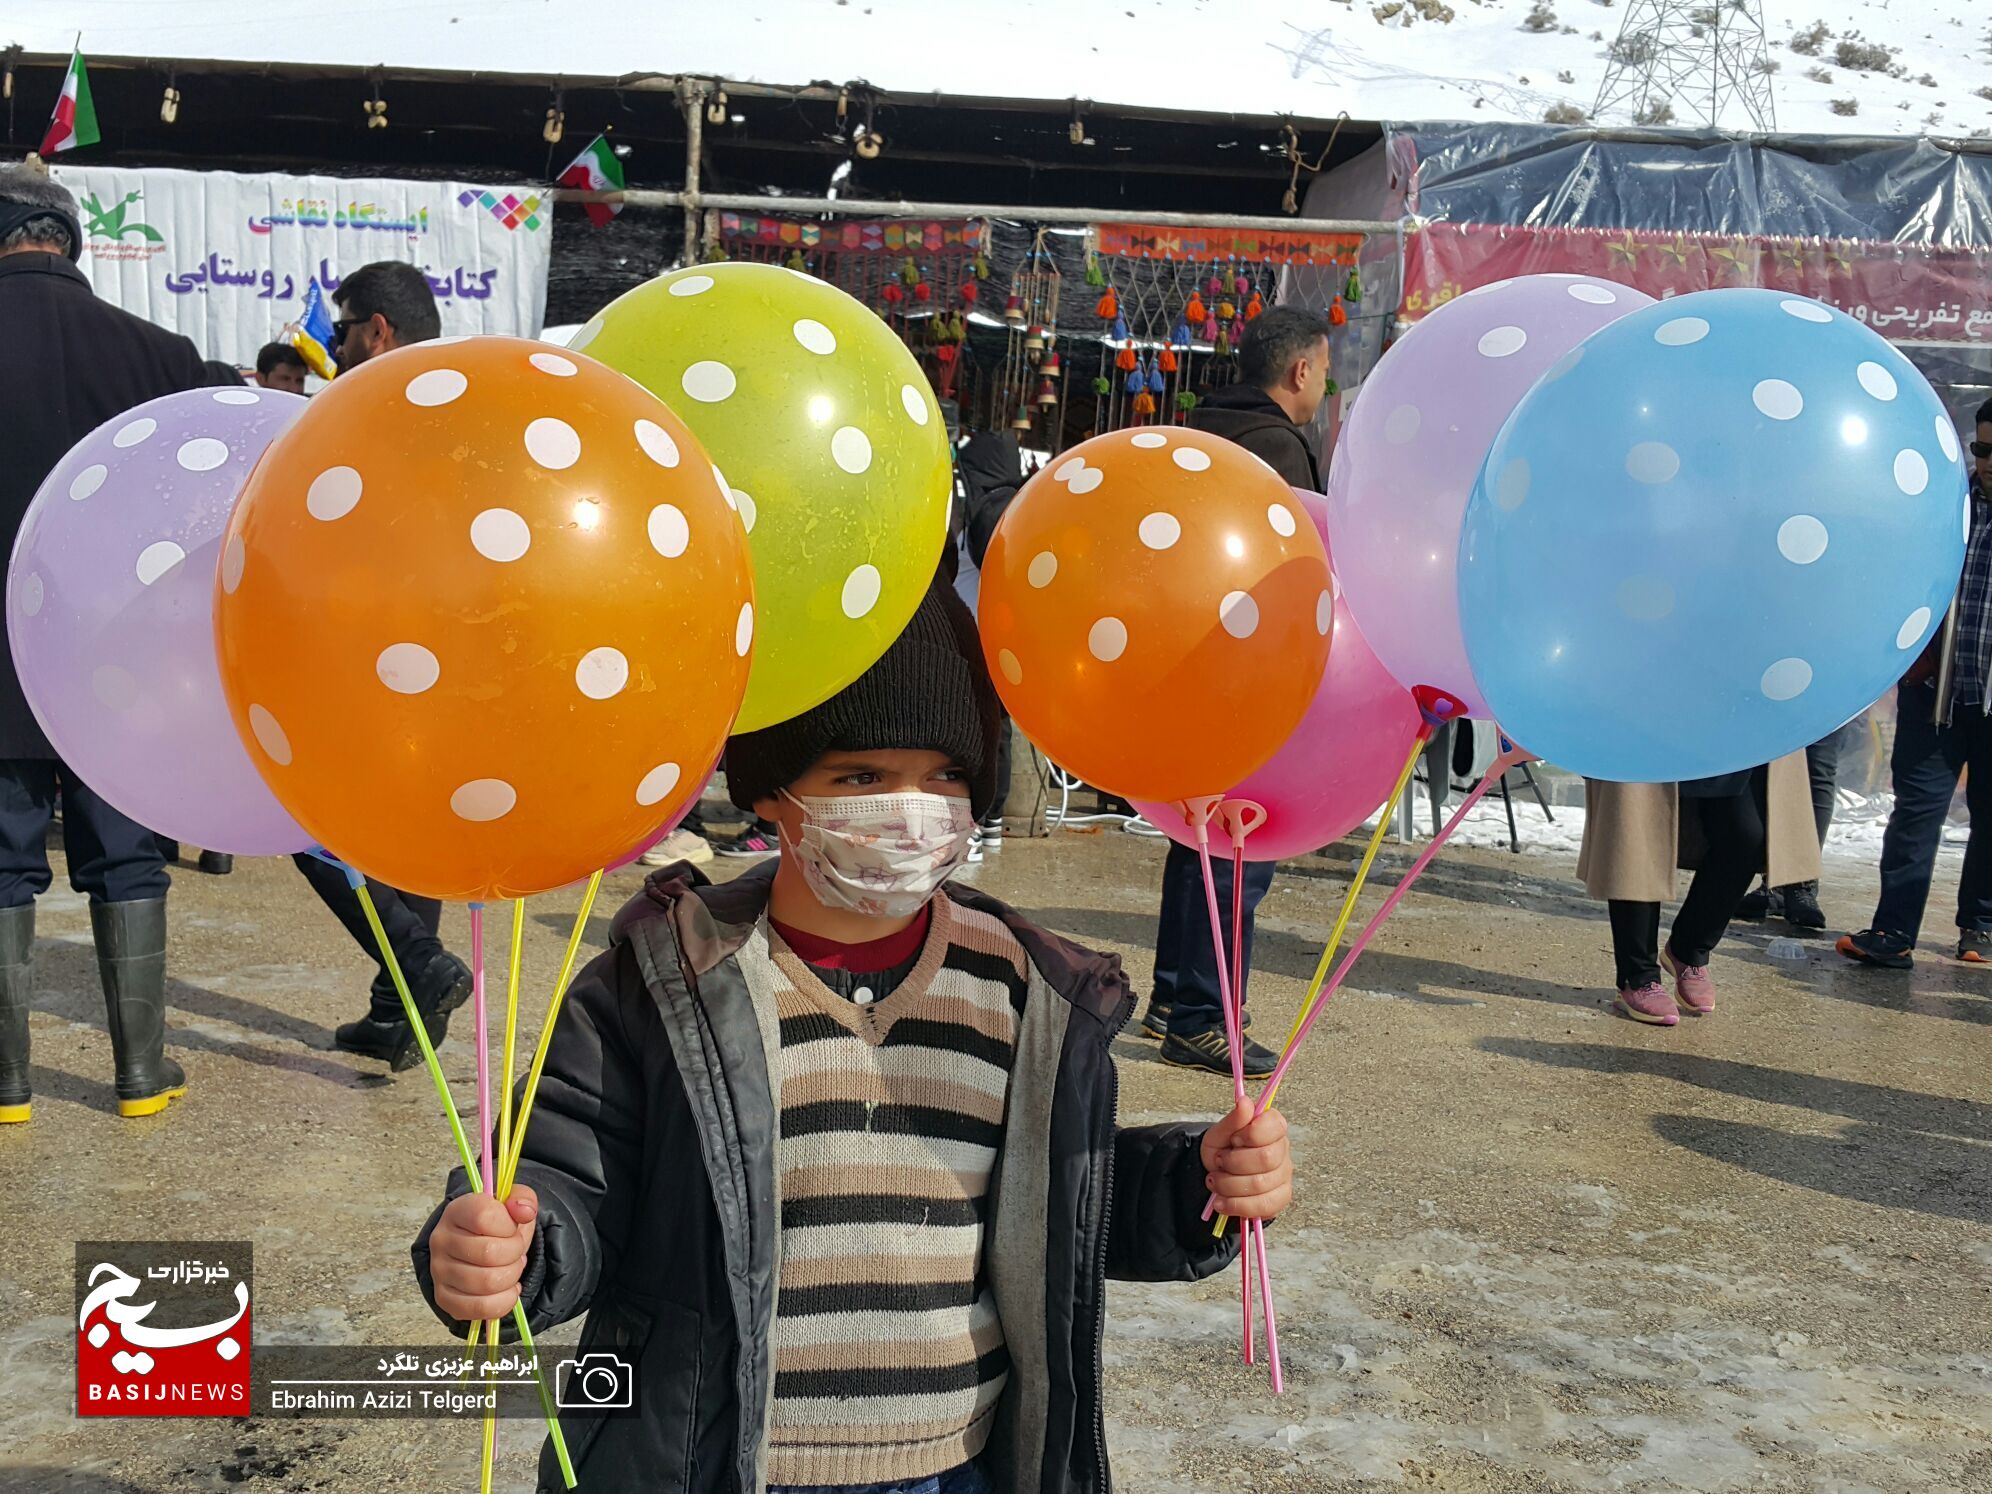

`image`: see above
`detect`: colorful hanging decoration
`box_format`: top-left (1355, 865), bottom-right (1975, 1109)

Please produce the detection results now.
top-left (1245, 291), bottom-right (1264, 320)
top-left (1157, 346), bottom-right (1178, 374)
top-left (1115, 342), bottom-right (1139, 372)
top-left (1095, 287), bottom-right (1118, 320)
top-left (1111, 314), bottom-right (1128, 342)
top-left (1036, 376), bottom-right (1058, 408)
top-left (1092, 375), bottom-right (1112, 395)
top-left (960, 276), bottom-right (979, 304)
top-left (785, 249), bottom-right (808, 273)
top-left (1184, 292), bottom-right (1206, 325)
top-left (1042, 350), bottom-right (1062, 379)
top-left (1218, 300), bottom-right (1236, 321)
top-left (1085, 252), bottom-right (1106, 288)
top-left (1329, 294), bottom-right (1348, 327)
top-left (881, 280), bottom-right (905, 309)
top-left (1230, 317), bottom-right (1246, 345)
top-left (1010, 403), bottom-right (1033, 431)
top-left (1145, 360), bottom-right (1166, 395)
top-left (1345, 267), bottom-right (1362, 303)
top-left (1206, 274), bottom-right (1222, 297)
top-left (1005, 291), bottom-right (1024, 324)
top-left (1233, 272), bottom-right (1250, 298)
top-left (1170, 317), bottom-right (1192, 346)
top-left (1213, 321), bottom-right (1231, 357)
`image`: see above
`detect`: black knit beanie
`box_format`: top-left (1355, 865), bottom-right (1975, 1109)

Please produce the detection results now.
top-left (727, 583), bottom-right (1003, 818)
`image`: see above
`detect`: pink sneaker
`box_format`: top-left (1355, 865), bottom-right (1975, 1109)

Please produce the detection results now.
top-left (1661, 948), bottom-right (1715, 1015)
top-left (1614, 981), bottom-right (1679, 1026)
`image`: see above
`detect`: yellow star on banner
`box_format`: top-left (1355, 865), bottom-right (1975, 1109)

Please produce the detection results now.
top-left (1607, 233), bottom-right (1642, 268)
top-left (1825, 241), bottom-right (1855, 273)
top-left (1708, 241), bottom-right (1757, 282)
top-left (1649, 235), bottom-right (1693, 271)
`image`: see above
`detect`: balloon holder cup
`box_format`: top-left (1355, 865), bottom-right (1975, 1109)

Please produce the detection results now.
top-left (1412, 686), bottom-right (1466, 733)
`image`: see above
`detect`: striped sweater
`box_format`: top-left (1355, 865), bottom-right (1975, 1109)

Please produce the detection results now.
top-left (764, 893), bottom-right (1027, 1487)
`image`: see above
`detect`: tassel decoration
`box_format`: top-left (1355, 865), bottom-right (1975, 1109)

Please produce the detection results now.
top-left (1345, 268), bottom-right (1362, 303)
top-left (1126, 367), bottom-right (1144, 394)
top-left (1231, 318), bottom-right (1245, 344)
top-left (1092, 375), bottom-right (1112, 395)
top-left (1157, 346), bottom-right (1178, 374)
top-left (1085, 254), bottom-right (1106, 288)
top-left (1096, 287), bottom-right (1118, 319)
top-left (1217, 300), bottom-right (1236, 321)
top-left (1206, 274), bottom-right (1222, 297)
top-left (785, 250), bottom-right (807, 273)
top-left (1111, 314), bottom-right (1128, 342)
top-left (881, 282), bottom-right (905, 307)
top-left (901, 256), bottom-right (920, 288)
top-left (1133, 391), bottom-right (1157, 417)
top-left (960, 279), bottom-right (979, 304)
top-left (1170, 318), bottom-right (1192, 346)
top-left (1329, 294), bottom-right (1348, 327)
top-left (1245, 292), bottom-right (1264, 320)
top-left (914, 281), bottom-right (932, 303)
top-left (1115, 343), bottom-right (1139, 372)
top-left (1213, 321), bottom-right (1231, 355)
top-left (1184, 293), bottom-right (1206, 325)
top-left (1146, 361), bottom-right (1166, 395)
top-left (1234, 273), bottom-right (1250, 298)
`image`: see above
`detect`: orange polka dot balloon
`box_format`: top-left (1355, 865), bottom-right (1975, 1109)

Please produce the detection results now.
top-left (214, 336), bottom-right (754, 901)
top-left (978, 427), bottom-right (1332, 803)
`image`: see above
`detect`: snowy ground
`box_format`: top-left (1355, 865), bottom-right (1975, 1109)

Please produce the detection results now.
top-left (1442, 786), bottom-right (1969, 861)
top-left (7, 0), bottom-right (1989, 137)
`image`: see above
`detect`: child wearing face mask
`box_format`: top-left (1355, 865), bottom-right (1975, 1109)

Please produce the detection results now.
top-left (412, 583), bottom-right (1293, 1494)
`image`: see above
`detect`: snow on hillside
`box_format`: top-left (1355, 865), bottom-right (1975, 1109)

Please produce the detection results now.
top-left (2, 0), bottom-right (1987, 138)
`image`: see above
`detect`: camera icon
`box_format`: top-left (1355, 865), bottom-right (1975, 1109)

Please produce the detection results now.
top-left (555, 1352), bottom-right (633, 1410)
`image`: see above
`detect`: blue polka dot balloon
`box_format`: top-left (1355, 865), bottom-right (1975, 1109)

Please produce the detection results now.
top-left (1457, 287), bottom-right (1968, 783)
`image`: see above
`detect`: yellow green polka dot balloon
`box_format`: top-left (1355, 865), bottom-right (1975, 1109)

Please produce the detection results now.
top-left (576, 262), bottom-right (952, 732)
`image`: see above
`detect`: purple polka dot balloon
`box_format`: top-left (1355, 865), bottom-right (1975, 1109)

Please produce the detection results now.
top-left (7, 386), bottom-right (313, 855)
top-left (1325, 274), bottom-right (1657, 716)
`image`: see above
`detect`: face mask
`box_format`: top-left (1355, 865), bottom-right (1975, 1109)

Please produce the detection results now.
top-left (781, 790), bottom-right (977, 918)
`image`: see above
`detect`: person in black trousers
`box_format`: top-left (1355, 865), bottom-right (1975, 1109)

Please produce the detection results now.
top-left (0, 171), bottom-right (214, 1125)
top-left (1841, 399), bottom-right (1992, 969)
top-left (1140, 307), bottom-right (1332, 1078)
top-left (1607, 773), bottom-right (1767, 1026)
top-left (1736, 725), bottom-right (1845, 931)
top-left (301, 263), bottom-right (471, 1068)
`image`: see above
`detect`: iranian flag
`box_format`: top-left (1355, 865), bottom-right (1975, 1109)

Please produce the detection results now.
top-left (557, 134), bottom-right (624, 227)
top-left (40, 47), bottom-right (100, 157)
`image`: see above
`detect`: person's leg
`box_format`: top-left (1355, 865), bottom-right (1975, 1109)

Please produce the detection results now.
top-left (0, 761), bottom-right (58, 1122)
top-left (56, 769), bottom-right (170, 907)
top-left (1953, 710), bottom-right (1992, 947)
top-left (1607, 900), bottom-right (1662, 990)
top-left (1669, 790), bottom-right (1765, 967)
top-left (1161, 847), bottom-right (1277, 1076)
top-left (1234, 859), bottom-right (1277, 1011)
top-left (1805, 725), bottom-right (1843, 848)
top-left (1144, 841), bottom-right (1196, 1033)
top-left (1869, 689), bottom-right (1963, 945)
top-left (57, 769), bottom-right (181, 1115)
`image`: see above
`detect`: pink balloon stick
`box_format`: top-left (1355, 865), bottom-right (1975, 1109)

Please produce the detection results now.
top-left (1253, 1220), bottom-right (1284, 1394)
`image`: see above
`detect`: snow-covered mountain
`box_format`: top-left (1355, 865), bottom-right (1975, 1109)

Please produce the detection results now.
top-left (2, 0), bottom-right (1987, 137)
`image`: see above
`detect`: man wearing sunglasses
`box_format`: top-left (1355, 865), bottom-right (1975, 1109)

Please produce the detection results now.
top-left (1841, 399), bottom-right (1992, 970)
top-left (292, 261), bottom-right (473, 1070)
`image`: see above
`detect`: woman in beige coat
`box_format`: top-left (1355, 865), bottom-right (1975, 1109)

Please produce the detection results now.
top-left (1576, 753), bottom-right (1822, 1025)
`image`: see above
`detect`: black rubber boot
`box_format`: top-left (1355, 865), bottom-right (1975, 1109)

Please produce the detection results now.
top-left (0, 903), bottom-right (33, 1123)
top-left (90, 899), bottom-right (186, 1118)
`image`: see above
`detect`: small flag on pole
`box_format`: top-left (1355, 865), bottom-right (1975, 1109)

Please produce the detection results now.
top-left (291, 279), bottom-right (339, 381)
top-left (40, 45), bottom-right (101, 157)
top-left (557, 133), bottom-right (624, 227)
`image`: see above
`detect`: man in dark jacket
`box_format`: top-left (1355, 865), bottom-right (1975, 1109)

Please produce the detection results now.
top-left (412, 585), bottom-right (1291, 1493)
top-left (0, 168), bottom-right (206, 1124)
top-left (286, 260), bottom-right (473, 1072)
top-left (1841, 398), bottom-right (1992, 969)
top-left (1143, 306), bottom-right (1332, 1076)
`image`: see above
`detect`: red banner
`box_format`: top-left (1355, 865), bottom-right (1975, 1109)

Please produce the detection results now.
top-left (1096, 222), bottom-right (1365, 267)
top-left (1404, 222), bottom-right (1992, 344)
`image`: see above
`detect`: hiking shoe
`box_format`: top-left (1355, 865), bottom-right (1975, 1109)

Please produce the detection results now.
top-left (1837, 928), bottom-right (1913, 970)
top-left (1613, 981), bottom-right (1679, 1026)
top-left (1159, 1028), bottom-right (1278, 1080)
top-left (1781, 883), bottom-right (1826, 933)
top-left (1660, 947), bottom-right (1715, 1016)
top-left (1735, 885), bottom-right (1771, 921)
top-left (641, 828), bottom-right (714, 868)
top-left (1958, 930), bottom-right (1991, 964)
top-left (1138, 999), bottom-right (1171, 1039)
top-left (710, 820), bottom-right (780, 859)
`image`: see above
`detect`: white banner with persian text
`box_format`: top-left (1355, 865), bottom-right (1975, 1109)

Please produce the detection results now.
top-left (50, 165), bottom-right (552, 366)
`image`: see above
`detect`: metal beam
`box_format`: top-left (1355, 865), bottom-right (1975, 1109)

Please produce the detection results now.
top-left (555, 187), bottom-right (1394, 235)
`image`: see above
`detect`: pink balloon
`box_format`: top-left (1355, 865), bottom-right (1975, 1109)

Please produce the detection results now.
top-left (1325, 274), bottom-right (1655, 716)
top-left (1132, 494), bottom-right (1423, 862)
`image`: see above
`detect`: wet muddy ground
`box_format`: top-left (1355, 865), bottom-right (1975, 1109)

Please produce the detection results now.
top-left (1, 821), bottom-right (1986, 1491)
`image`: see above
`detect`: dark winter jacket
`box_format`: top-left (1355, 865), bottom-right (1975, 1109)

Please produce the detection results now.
top-left (1189, 384), bottom-right (1322, 492)
top-left (958, 430), bottom-right (1027, 570)
top-left (0, 252), bottom-right (207, 757)
top-left (412, 864), bottom-right (1237, 1493)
